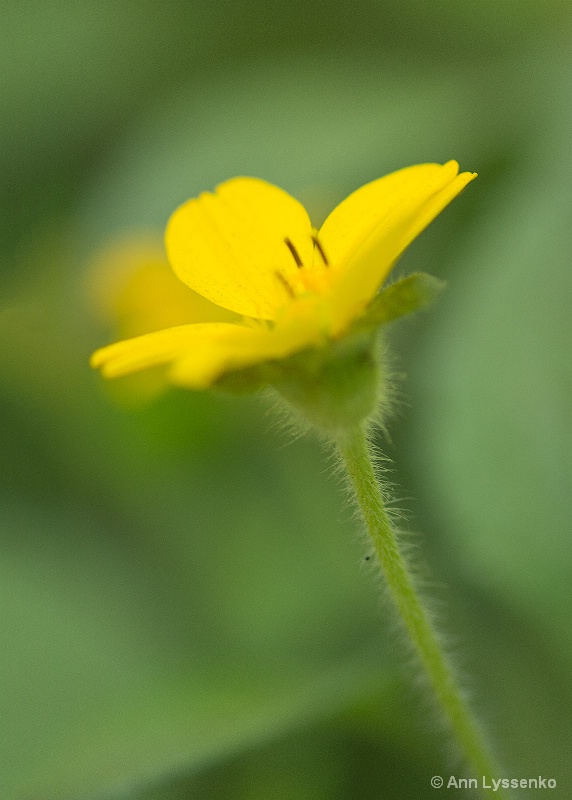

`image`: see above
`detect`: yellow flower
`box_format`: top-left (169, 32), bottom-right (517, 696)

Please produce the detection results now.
top-left (91, 162), bottom-right (475, 413)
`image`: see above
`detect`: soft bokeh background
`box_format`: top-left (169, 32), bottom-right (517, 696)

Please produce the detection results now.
top-left (2, 2), bottom-right (571, 798)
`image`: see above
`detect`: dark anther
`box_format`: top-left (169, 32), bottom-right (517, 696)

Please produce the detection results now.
top-left (275, 271), bottom-right (296, 299)
top-left (312, 235), bottom-right (329, 266)
top-left (284, 238), bottom-right (304, 268)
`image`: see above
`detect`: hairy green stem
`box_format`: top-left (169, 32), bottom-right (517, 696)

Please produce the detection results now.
top-left (336, 425), bottom-right (507, 797)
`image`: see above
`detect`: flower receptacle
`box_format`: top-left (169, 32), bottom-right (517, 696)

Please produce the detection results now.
top-left (272, 333), bottom-right (386, 433)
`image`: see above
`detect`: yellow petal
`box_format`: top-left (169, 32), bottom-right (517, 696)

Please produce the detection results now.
top-left (165, 177), bottom-right (315, 320)
top-left (320, 162), bottom-right (476, 332)
top-left (90, 324), bottom-right (253, 380)
top-left (90, 313), bottom-right (323, 389)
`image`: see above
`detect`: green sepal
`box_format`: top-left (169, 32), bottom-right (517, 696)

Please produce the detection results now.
top-left (216, 330), bottom-right (385, 431)
top-left (270, 332), bottom-right (383, 432)
top-left (348, 272), bottom-right (446, 335)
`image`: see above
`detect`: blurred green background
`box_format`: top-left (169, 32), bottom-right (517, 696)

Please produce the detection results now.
top-left (2, 1), bottom-right (572, 798)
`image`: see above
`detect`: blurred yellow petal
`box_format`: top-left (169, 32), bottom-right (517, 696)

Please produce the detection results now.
top-left (88, 237), bottom-right (238, 339)
top-left (321, 162), bottom-right (476, 332)
top-left (116, 260), bottom-right (239, 334)
top-left (165, 177), bottom-right (315, 320)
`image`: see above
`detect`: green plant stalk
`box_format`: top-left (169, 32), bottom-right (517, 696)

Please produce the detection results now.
top-left (337, 425), bottom-right (507, 797)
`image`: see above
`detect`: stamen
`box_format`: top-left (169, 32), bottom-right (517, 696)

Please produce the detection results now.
top-left (275, 270), bottom-right (296, 299)
top-left (284, 238), bottom-right (304, 268)
top-left (312, 235), bottom-right (329, 266)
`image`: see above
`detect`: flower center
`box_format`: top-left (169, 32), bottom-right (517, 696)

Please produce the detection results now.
top-left (275, 234), bottom-right (332, 302)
